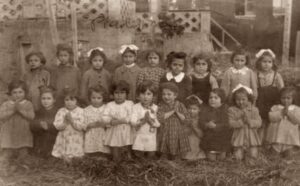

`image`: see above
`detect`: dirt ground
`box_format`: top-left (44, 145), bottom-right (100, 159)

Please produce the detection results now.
top-left (1, 149), bottom-right (300, 186)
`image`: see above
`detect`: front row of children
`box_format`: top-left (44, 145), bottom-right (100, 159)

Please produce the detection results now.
top-left (0, 77), bottom-right (299, 164)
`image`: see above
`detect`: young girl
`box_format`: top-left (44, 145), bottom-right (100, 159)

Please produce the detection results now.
top-left (255, 49), bottom-right (284, 141)
top-left (266, 87), bottom-right (300, 158)
top-left (137, 50), bottom-right (165, 89)
top-left (160, 52), bottom-right (192, 102)
top-left (221, 48), bottom-right (257, 101)
top-left (24, 51), bottom-right (50, 111)
top-left (199, 88), bottom-right (232, 161)
top-left (228, 85), bottom-right (262, 160)
top-left (80, 47), bottom-right (112, 103)
top-left (113, 44), bottom-right (142, 101)
top-left (190, 53), bottom-right (219, 104)
top-left (157, 82), bottom-right (190, 160)
top-left (83, 85), bottom-right (110, 157)
top-left (52, 87), bottom-right (85, 161)
top-left (183, 95), bottom-right (206, 160)
top-left (0, 80), bottom-right (35, 161)
top-left (131, 81), bottom-right (160, 159)
top-left (103, 81), bottom-right (134, 162)
top-left (31, 86), bottom-right (58, 158)
top-left (51, 44), bottom-right (81, 107)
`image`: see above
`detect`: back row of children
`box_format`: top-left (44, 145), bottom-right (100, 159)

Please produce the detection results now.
top-left (0, 43), bottom-right (299, 164)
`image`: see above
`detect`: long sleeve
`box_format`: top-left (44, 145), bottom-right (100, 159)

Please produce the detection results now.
top-left (17, 101), bottom-right (35, 120)
top-left (80, 71), bottom-right (89, 102)
top-left (228, 107), bottom-right (244, 128)
top-left (245, 107), bottom-right (262, 128)
top-left (210, 75), bottom-right (219, 89)
top-left (53, 109), bottom-right (68, 130)
top-left (0, 101), bottom-right (15, 120)
top-left (250, 70), bottom-right (258, 100)
top-left (71, 108), bottom-right (85, 131)
top-left (287, 107), bottom-right (300, 125)
top-left (137, 70), bottom-right (145, 87)
top-left (220, 70), bottom-right (231, 97)
top-left (269, 105), bottom-right (283, 123)
top-left (275, 73), bottom-right (284, 90)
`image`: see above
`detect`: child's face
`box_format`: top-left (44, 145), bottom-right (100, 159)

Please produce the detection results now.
top-left (41, 92), bottom-right (55, 110)
top-left (91, 55), bottom-right (104, 70)
top-left (148, 52), bottom-right (160, 67)
top-left (209, 92), bottom-right (222, 108)
top-left (58, 50), bottom-right (71, 65)
top-left (261, 56), bottom-right (273, 72)
top-left (122, 52), bottom-right (136, 66)
top-left (235, 93), bottom-right (250, 109)
top-left (64, 96), bottom-right (77, 110)
top-left (29, 55), bottom-right (42, 70)
top-left (281, 93), bottom-right (293, 107)
top-left (11, 87), bottom-right (25, 102)
top-left (171, 58), bottom-right (185, 75)
top-left (233, 55), bottom-right (247, 69)
top-left (90, 91), bottom-right (104, 108)
top-left (188, 104), bottom-right (200, 117)
top-left (114, 90), bottom-right (127, 104)
top-left (162, 88), bottom-right (177, 105)
top-left (139, 89), bottom-right (154, 107)
top-left (194, 59), bottom-right (208, 74)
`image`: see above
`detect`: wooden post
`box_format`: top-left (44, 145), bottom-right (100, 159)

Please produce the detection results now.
top-left (295, 31), bottom-right (300, 67)
top-left (200, 8), bottom-right (211, 34)
top-left (282, 0), bottom-right (293, 66)
top-left (46, 0), bottom-right (59, 46)
top-left (71, 1), bottom-right (78, 67)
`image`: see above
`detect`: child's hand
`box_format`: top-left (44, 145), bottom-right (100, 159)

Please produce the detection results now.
top-left (40, 121), bottom-right (48, 130)
top-left (282, 107), bottom-right (288, 116)
top-left (111, 118), bottom-right (125, 126)
top-left (65, 113), bottom-right (74, 124)
top-left (164, 110), bottom-right (175, 119)
top-left (206, 121), bottom-right (216, 129)
top-left (175, 111), bottom-right (185, 121)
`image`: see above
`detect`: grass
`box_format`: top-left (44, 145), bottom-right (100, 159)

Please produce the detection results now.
top-left (1, 150), bottom-right (300, 186)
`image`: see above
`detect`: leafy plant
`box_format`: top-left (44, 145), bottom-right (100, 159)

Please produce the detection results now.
top-left (158, 12), bottom-right (185, 39)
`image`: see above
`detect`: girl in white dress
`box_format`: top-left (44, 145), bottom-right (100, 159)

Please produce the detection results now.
top-left (52, 88), bottom-right (85, 162)
top-left (83, 85), bottom-right (110, 158)
top-left (131, 80), bottom-right (160, 159)
top-left (103, 81), bottom-right (134, 162)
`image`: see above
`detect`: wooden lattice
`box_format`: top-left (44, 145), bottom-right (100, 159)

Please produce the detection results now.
top-left (0, 0), bottom-right (22, 21)
top-left (120, 0), bottom-right (135, 21)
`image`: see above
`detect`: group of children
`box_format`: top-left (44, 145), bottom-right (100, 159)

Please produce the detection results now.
top-left (0, 43), bottom-right (299, 165)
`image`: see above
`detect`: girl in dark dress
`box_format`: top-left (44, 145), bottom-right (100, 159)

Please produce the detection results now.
top-left (199, 88), bottom-right (232, 161)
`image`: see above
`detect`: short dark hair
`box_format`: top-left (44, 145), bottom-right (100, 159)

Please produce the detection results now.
top-left (255, 52), bottom-right (277, 71)
top-left (192, 53), bottom-right (213, 72)
top-left (88, 85), bottom-right (108, 102)
top-left (62, 86), bottom-right (78, 100)
top-left (232, 87), bottom-right (254, 105)
top-left (185, 95), bottom-right (202, 108)
top-left (8, 80), bottom-right (27, 96)
top-left (210, 88), bottom-right (226, 104)
top-left (167, 52), bottom-right (187, 70)
top-left (146, 50), bottom-right (162, 62)
top-left (111, 80), bottom-right (130, 95)
top-left (89, 49), bottom-right (107, 64)
top-left (56, 43), bottom-right (74, 65)
top-left (137, 80), bottom-right (158, 96)
top-left (230, 48), bottom-right (250, 66)
top-left (160, 82), bottom-right (179, 94)
top-left (39, 86), bottom-right (56, 99)
top-left (25, 51), bottom-right (46, 65)
top-left (280, 86), bottom-right (297, 104)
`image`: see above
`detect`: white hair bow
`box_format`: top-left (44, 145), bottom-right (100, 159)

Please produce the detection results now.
top-left (186, 94), bottom-right (203, 105)
top-left (255, 49), bottom-right (276, 58)
top-left (119, 44), bottom-right (139, 54)
top-left (87, 47), bottom-right (104, 57)
top-left (232, 84), bottom-right (253, 95)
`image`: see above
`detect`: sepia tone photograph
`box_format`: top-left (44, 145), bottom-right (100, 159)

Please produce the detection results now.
top-left (0, 0), bottom-right (300, 185)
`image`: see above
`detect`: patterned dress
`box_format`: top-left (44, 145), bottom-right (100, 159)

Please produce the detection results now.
top-left (266, 105), bottom-right (300, 152)
top-left (52, 107), bottom-right (85, 158)
top-left (83, 105), bottom-right (110, 154)
top-left (102, 100), bottom-right (134, 147)
top-left (137, 67), bottom-right (165, 89)
top-left (0, 100), bottom-right (35, 149)
top-left (24, 68), bottom-right (50, 110)
top-left (157, 101), bottom-right (190, 155)
top-left (228, 105), bottom-right (262, 148)
top-left (131, 103), bottom-right (160, 152)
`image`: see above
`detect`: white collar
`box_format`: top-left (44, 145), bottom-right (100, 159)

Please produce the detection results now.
top-left (230, 67), bottom-right (249, 75)
top-left (166, 72), bottom-right (185, 82)
top-left (124, 63), bottom-right (135, 68)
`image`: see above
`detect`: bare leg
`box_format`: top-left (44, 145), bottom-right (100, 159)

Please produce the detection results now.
top-left (234, 148), bottom-right (243, 161)
top-left (206, 152), bottom-right (217, 161)
top-left (249, 147), bottom-right (258, 159)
